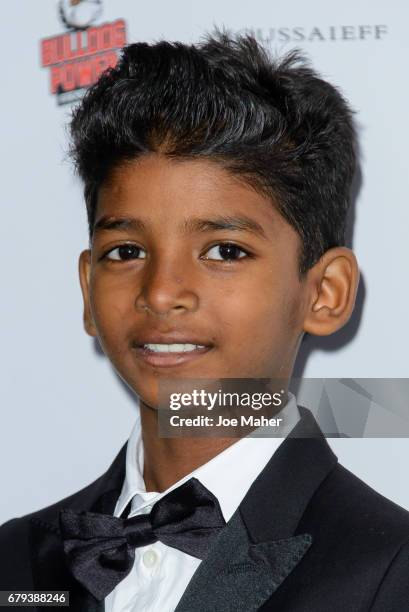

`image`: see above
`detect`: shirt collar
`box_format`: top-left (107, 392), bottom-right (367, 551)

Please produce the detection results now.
top-left (115, 392), bottom-right (300, 522)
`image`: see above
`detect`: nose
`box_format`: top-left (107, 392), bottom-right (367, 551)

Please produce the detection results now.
top-left (135, 255), bottom-right (199, 317)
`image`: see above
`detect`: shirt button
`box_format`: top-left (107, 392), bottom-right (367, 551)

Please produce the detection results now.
top-left (142, 549), bottom-right (159, 568)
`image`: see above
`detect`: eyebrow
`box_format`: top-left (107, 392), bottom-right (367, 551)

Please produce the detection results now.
top-left (182, 216), bottom-right (268, 239)
top-left (93, 214), bottom-right (268, 240)
top-left (93, 216), bottom-right (146, 233)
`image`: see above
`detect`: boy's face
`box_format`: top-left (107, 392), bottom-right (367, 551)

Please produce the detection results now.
top-left (79, 155), bottom-right (312, 408)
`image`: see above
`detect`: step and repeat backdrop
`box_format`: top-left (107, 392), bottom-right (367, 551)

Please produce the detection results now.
top-left (1, 0), bottom-right (408, 523)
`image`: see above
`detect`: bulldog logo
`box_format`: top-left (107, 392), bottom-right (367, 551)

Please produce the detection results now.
top-left (59, 0), bottom-right (103, 30)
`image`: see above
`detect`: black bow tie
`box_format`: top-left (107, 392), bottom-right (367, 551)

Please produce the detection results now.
top-left (59, 477), bottom-right (226, 601)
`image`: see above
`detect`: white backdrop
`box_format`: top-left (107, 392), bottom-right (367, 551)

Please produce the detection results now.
top-left (1, 0), bottom-right (408, 524)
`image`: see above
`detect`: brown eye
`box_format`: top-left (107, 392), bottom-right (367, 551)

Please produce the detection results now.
top-left (105, 245), bottom-right (147, 261)
top-left (203, 243), bottom-right (248, 261)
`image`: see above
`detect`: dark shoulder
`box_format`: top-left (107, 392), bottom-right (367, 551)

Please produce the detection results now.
top-left (0, 515), bottom-right (30, 546)
top-left (302, 461), bottom-right (409, 546)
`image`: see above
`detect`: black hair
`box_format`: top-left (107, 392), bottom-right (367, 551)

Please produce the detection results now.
top-left (70, 31), bottom-right (357, 276)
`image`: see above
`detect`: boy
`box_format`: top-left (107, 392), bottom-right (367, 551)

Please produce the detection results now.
top-left (1, 32), bottom-right (409, 611)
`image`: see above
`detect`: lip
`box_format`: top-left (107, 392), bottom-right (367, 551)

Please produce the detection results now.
top-left (132, 331), bottom-right (214, 346)
top-left (130, 332), bottom-right (214, 369)
top-left (132, 344), bottom-right (213, 368)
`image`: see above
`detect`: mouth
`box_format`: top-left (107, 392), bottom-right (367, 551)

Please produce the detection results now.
top-left (132, 342), bottom-right (214, 368)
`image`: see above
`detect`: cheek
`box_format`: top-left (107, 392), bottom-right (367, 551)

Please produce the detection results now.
top-left (89, 277), bottom-right (131, 345)
top-left (247, 300), bottom-right (287, 352)
top-left (220, 282), bottom-right (300, 362)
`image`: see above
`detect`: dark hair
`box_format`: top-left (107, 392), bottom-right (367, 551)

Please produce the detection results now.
top-left (70, 31), bottom-right (357, 276)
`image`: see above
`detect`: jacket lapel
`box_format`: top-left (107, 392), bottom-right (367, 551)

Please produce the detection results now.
top-left (29, 444), bottom-right (127, 612)
top-left (175, 407), bottom-right (338, 612)
top-left (174, 511), bottom-right (312, 612)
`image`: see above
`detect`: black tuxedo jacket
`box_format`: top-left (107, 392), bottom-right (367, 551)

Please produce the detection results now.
top-left (2, 407), bottom-right (409, 611)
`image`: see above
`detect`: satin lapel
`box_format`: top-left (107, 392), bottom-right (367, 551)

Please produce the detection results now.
top-left (176, 408), bottom-right (337, 612)
top-left (174, 511), bottom-right (312, 612)
top-left (29, 444), bottom-right (127, 612)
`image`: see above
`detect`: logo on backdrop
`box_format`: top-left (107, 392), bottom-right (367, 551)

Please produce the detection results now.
top-left (239, 25), bottom-right (388, 45)
top-left (40, 0), bottom-right (127, 106)
top-left (59, 0), bottom-right (103, 30)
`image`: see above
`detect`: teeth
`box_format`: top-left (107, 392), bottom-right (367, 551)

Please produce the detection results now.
top-left (143, 343), bottom-right (206, 353)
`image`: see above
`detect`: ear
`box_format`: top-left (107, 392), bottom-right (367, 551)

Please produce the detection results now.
top-left (78, 249), bottom-right (97, 337)
top-left (303, 247), bottom-right (360, 336)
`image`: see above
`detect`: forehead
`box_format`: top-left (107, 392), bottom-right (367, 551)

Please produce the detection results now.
top-left (96, 154), bottom-right (290, 238)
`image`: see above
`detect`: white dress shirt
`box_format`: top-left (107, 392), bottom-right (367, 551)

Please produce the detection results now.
top-left (104, 393), bottom-right (300, 612)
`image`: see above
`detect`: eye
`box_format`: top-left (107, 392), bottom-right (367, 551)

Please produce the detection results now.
top-left (202, 243), bottom-right (249, 262)
top-left (103, 244), bottom-right (147, 261)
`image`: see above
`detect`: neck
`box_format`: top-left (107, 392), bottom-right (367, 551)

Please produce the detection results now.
top-left (139, 401), bottom-right (238, 492)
